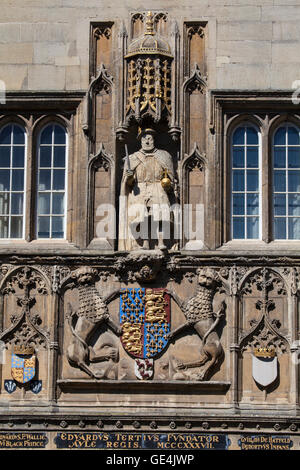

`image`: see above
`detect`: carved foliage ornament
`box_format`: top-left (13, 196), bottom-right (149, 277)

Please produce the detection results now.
top-left (239, 268), bottom-right (289, 356)
top-left (114, 252), bottom-right (165, 282)
top-left (0, 267), bottom-right (49, 350)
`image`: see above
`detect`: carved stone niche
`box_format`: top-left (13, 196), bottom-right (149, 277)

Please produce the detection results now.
top-left (84, 64), bottom-right (114, 154)
top-left (88, 143), bottom-right (115, 249)
top-left (90, 23), bottom-right (114, 81)
top-left (184, 22), bottom-right (206, 78)
top-left (183, 64), bottom-right (207, 156)
top-left (181, 144), bottom-right (207, 250)
top-left (238, 268), bottom-right (290, 402)
top-left (0, 267), bottom-right (51, 399)
top-left (87, 25), bottom-right (115, 159)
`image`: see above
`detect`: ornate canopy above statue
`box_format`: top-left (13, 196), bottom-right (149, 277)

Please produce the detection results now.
top-left (125, 11), bottom-right (173, 123)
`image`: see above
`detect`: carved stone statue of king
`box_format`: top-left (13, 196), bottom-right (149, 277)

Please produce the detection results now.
top-left (118, 128), bottom-right (176, 251)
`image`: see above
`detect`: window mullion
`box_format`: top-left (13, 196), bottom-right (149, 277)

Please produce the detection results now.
top-left (286, 134), bottom-right (288, 240)
top-left (261, 124), bottom-right (269, 242)
top-left (8, 125), bottom-right (13, 238)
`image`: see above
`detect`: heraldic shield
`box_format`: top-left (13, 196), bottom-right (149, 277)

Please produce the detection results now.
top-left (11, 346), bottom-right (36, 384)
top-left (252, 348), bottom-right (278, 388)
top-left (120, 288), bottom-right (170, 379)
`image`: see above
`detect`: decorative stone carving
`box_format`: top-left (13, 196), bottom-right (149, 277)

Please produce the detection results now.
top-left (187, 25), bottom-right (205, 39)
top-left (125, 11), bottom-right (173, 123)
top-left (238, 268), bottom-right (289, 391)
top-left (52, 265), bottom-right (72, 294)
top-left (239, 268), bottom-right (289, 351)
top-left (84, 64), bottom-right (114, 142)
top-left (167, 268), bottom-right (226, 380)
top-left (66, 267), bottom-right (122, 379)
top-left (240, 267), bottom-right (286, 297)
top-left (119, 127), bottom-right (177, 251)
top-left (0, 264), bottom-right (12, 282)
top-left (2, 266), bottom-right (48, 295)
top-left (115, 252), bottom-right (165, 282)
top-left (183, 64), bottom-right (207, 95)
top-left (94, 26), bottom-right (111, 40)
top-left (0, 267), bottom-right (50, 350)
top-left (89, 144), bottom-right (112, 172)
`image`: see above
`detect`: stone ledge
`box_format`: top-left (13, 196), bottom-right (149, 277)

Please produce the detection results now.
top-left (57, 380), bottom-right (231, 394)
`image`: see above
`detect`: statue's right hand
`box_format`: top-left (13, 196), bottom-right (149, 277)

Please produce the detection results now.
top-left (125, 169), bottom-right (134, 178)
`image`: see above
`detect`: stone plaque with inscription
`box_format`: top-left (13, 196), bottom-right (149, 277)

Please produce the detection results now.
top-left (238, 435), bottom-right (293, 451)
top-left (55, 432), bottom-right (230, 450)
top-left (0, 432), bottom-right (48, 449)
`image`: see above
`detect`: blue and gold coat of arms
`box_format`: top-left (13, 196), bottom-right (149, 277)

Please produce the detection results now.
top-left (120, 288), bottom-right (170, 379)
top-left (11, 346), bottom-right (36, 384)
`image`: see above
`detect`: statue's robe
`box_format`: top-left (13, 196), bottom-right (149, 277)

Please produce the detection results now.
top-left (118, 148), bottom-right (175, 251)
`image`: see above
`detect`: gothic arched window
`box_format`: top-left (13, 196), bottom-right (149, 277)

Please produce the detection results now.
top-left (0, 123), bottom-right (26, 238)
top-left (36, 123), bottom-right (67, 239)
top-left (231, 124), bottom-right (261, 240)
top-left (273, 124), bottom-right (300, 239)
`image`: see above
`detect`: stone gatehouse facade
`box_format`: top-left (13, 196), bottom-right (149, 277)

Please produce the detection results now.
top-left (0, 0), bottom-right (299, 450)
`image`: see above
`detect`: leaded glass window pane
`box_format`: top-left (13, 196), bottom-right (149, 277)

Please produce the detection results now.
top-left (231, 125), bottom-right (260, 239)
top-left (0, 124), bottom-right (26, 238)
top-left (273, 125), bottom-right (300, 239)
top-left (37, 124), bottom-right (67, 239)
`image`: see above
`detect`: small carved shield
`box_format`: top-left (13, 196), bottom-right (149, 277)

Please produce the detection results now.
top-left (252, 355), bottom-right (278, 388)
top-left (30, 380), bottom-right (42, 394)
top-left (4, 380), bottom-right (16, 394)
top-left (11, 353), bottom-right (36, 384)
top-left (135, 358), bottom-right (154, 380)
top-left (120, 288), bottom-right (171, 360)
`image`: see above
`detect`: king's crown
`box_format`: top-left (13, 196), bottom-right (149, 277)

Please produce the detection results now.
top-left (13, 345), bottom-right (34, 355)
top-left (254, 347), bottom-right (276, 358)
